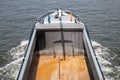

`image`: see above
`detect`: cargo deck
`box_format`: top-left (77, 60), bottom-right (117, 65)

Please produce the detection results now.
top-left (28, 52), bottom-right (90, 80)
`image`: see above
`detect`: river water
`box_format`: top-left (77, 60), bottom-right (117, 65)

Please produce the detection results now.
top-left (0, 0), bottom-right (120, 80)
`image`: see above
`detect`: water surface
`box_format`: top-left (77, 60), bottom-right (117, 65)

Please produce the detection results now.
top-left (0, 0), bottom-right (120, 79)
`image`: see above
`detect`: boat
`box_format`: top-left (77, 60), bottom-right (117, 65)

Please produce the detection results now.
top-left (17, 9), bottom-right (105, 80)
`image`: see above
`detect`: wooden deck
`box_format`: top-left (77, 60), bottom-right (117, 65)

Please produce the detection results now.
top-left (29, 54), bottom-right (90, 80)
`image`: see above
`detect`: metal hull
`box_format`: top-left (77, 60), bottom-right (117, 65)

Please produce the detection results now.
top-left (17, 10), bottom-right (104, 80)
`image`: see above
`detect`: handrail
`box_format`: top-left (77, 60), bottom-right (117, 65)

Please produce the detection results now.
top-left (84, 24), bottom-right (105, 80)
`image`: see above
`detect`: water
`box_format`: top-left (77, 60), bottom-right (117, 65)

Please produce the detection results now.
top-left (0, 0), bottom-right (120, 79)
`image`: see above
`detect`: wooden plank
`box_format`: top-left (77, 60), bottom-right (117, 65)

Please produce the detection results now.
top-left (35, 54), bottom-right (90, 80)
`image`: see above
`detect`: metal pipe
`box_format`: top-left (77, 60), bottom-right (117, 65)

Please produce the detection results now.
top-left (59, 9), bottom-right (66, 60)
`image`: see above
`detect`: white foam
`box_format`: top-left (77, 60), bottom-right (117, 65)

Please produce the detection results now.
top-left (20, 40), bottom-right (29, 46)
top-left (0, 57), bottom-right (23, 80)
top-left (0, 40), bottom-right (28, 80)
top-left (10, 40), bottom-right (28, 60)
top-left (91, 41), bottom-right (120, 79)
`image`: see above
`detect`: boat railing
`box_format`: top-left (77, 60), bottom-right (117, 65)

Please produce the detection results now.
top-left (84, 24), bottom-right (105, 80)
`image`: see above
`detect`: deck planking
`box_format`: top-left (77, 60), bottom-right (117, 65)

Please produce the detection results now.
top-left (34, 54), bottom-right (90, 80)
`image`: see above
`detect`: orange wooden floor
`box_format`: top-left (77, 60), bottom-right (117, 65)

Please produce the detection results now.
top-left (35, 55), bottom-right (90, 80)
